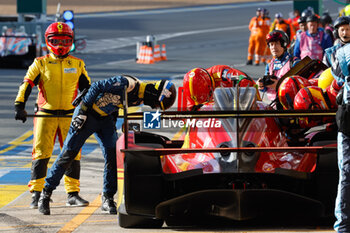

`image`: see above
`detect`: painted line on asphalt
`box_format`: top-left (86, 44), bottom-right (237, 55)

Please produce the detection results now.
top-left (57, 194), bottom-right (102, 233)
top-left (82, 25), bottom-right (247, 53)
top-left (0, 185), bottom-right (28, 208)
top-left (0, 131), bottom-right (33, 154)
top-left (0, 131), bottom-right (100, 211)
top-left (0, 219), bottom-right (118, 231)
top-left (75, 1), bottom-right (291, 18)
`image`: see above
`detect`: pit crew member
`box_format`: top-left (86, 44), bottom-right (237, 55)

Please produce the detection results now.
top-left (37, 75), bottom-right (176, 215)
top-left (14, 22), bottom-right (91, 209)
top-left (258, 30), bottom-right (300, 101)
top-left (183, 65), bottom-right (256, 111)
top-left (331, 39), bottom-right (350, 233)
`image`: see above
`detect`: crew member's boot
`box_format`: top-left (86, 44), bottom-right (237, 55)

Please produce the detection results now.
top-left (38, 188), bottom-right (52, 215)
top-left (101, 193), bottom-right (117, 214)
top-left (30, 191), bottom-right (41, 209)
top-left (66, 192), bottom-right (89, 207)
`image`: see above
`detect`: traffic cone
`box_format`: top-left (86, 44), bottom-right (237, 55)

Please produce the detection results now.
top-left (136, 45), bottom-right (147, 64)
top-left (144, 46), bottom-right (154, 64)
top-left (161, 44), bottom-right (167, 61)
top-left (153, 44), bottom-right (161, 62)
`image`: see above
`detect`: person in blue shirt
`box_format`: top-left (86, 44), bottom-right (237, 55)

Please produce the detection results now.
top-left (37, 75), bottom-right (176, 215)
top-left (332, 41), bottom-right (350, 233)
top-left (324, 16), bottom-right (350, 68)
top-left (293, 14), bottom-right (333, 60)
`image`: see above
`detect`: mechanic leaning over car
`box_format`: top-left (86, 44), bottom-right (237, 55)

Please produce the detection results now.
top-left (14, 22), bottom-right (91, 209)
top-left (258, 30), bottom-right (300, 101)
top-left (183, 65), bottom-right (256, 111)
top-left (329, 26), bottom-right (350, 233)
top-left (37, 75), bottom-right (176, 215)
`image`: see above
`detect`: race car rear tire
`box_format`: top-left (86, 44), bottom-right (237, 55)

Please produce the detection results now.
top-left (311, 139), bottom-right (338, 219)
top-left (118, 212), bottom-right (164, 228)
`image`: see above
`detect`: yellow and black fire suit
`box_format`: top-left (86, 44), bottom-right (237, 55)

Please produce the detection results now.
top-left (15, 53), bottom-right (91, 193)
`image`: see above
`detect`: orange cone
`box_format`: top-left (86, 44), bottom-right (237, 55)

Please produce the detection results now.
top-left (144, 46), bottom-right (154, 64)
top-left (136, 45), bottom-right (147, 64)
top-left (153, 44), bottom-right (161, 62)
top-left (161, 44), bottom-right (167, 61)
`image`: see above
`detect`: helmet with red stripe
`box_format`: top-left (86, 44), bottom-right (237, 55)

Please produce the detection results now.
top-left (294, 86), bottom-right (331, 128)
top-left (278, 75), bottom-right (310, 110)
top-left (183, 68), bottom-right (214, 105)
top-left (45, 22), bottom-right (74, 57)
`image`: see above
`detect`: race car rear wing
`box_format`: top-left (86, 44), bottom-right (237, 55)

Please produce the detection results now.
top-left (121, 146), bottom-right (337, 157)
top-left (121, 108), bottom-right (337, 152)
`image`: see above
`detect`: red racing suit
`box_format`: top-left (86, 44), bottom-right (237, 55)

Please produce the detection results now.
top-left (15, 53), bottom-right (91, 193)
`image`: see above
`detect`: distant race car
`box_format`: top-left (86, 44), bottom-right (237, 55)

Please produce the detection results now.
top-left (116, 87), bottom-right (338, 228)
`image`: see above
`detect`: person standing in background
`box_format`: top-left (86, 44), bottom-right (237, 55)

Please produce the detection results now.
top-left (293, 14), bottom-right (333, 60)
top-left (247, 8), bottom-right (265, 66)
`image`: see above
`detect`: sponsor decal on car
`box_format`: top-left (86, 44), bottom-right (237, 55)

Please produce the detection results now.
top-left (143, 110), bottom-right (221, 129)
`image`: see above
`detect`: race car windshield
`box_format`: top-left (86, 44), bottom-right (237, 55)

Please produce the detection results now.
top-left (213, 87), bottom-right (257, 130)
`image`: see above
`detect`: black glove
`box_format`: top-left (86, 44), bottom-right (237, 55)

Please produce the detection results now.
top-left (72, 105), bottom-right (88, 131)
top-left (15, 104), bottom-right (27, 123)
top-left (72, 113), bottom-right (87, 132)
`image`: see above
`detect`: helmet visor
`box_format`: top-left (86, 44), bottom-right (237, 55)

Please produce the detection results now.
top-left (47, 36), bottom-right (73, 47)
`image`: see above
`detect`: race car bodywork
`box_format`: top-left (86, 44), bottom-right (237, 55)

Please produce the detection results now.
top-left (116, 87), bottom-right (338, 228)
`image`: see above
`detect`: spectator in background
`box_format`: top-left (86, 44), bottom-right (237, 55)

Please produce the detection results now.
top-left (293, 14), bottom-right (333, 60)
top-left (301, 6), bottom-right (315, 18)
top-left (287, 9), bottom-right (301, 32)
top-left (288, 16), bottom-right (308, 55)
top-left (320, 12), bottom-right (335, 44)
top-left (324, 16), bottom-right (350, 68)
top-left (297, 16), bottom-right (308, 34)
top-left (247, 8), bottom-right (265, 66)
top-left (261, 8), bottom-right (272, 64)
top-left (270, 13), bottom-right (294, 40)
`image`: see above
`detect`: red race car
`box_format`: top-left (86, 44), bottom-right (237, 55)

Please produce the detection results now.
top-left (116, 87), bottom-right (338, 228)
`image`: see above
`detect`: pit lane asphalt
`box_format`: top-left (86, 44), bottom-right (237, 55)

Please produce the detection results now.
top-left (0, 1), bottom-right (341, 232)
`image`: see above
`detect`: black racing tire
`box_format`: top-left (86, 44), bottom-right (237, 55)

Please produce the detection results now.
top-left (310, 138), bottom-right (338, 218)
top-left (165, 217), bottom-right (194, 227)
top-left (118, 212), bottom-right (164, 228)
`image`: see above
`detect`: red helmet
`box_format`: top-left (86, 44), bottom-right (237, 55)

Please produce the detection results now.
top-left (266, 30), bottom-right (289, 48)
top-left (294, 86), bottom-right (330, 128)
top-left (278, 75), bottom-right (310, 110)
top-left (324, 79), bottom-right (340, 109)
top-left (45, 22), bottom-right (74, 57)
top-left (183, 68), bottom-right (214, 105)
